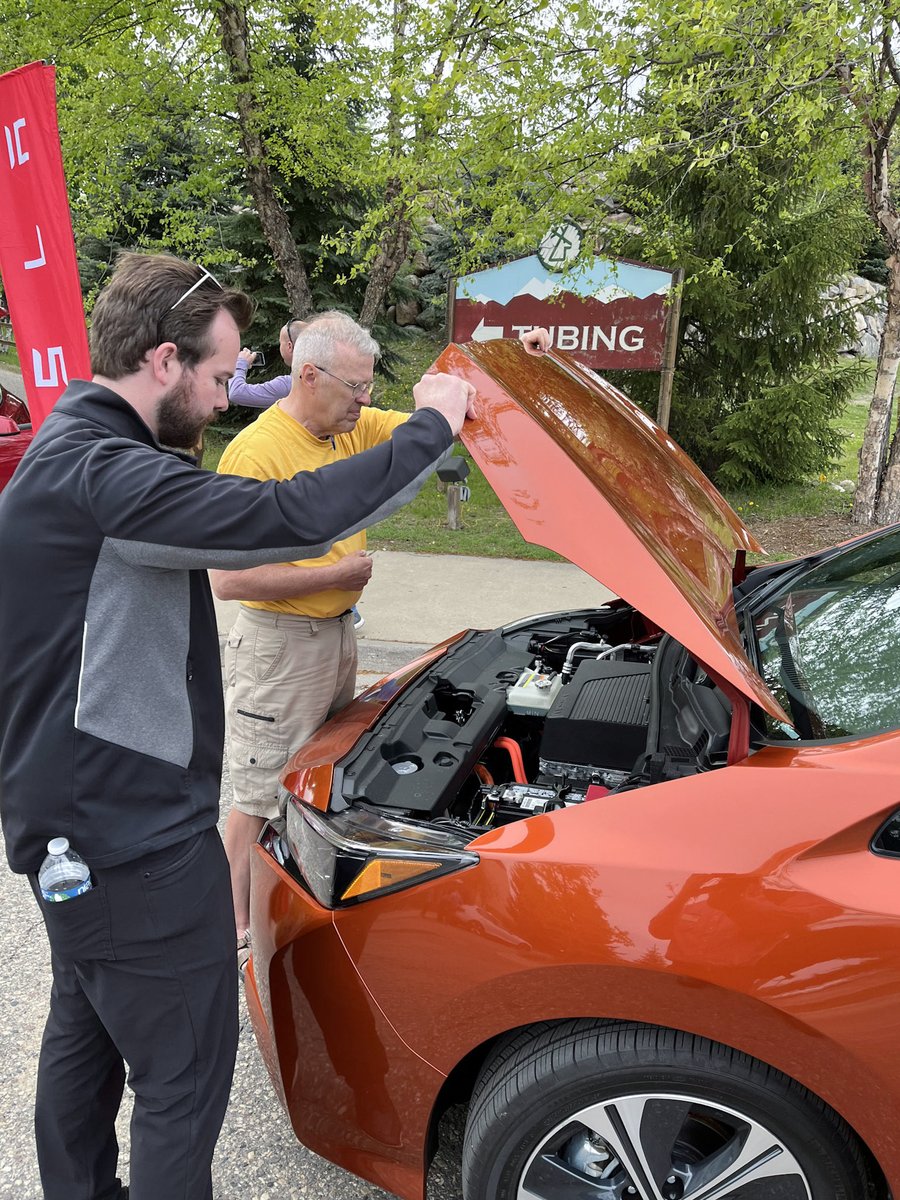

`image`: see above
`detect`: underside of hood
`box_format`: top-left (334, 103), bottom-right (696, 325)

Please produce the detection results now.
top-left (436, 339), bottom-right (787, 723)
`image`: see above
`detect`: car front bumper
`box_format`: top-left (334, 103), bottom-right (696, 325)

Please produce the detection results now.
top-left (245, 828), bottom-right (447, 1200)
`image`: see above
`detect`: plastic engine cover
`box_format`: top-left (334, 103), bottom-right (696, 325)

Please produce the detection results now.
top-left (539, 659), bottom-right (651, 775)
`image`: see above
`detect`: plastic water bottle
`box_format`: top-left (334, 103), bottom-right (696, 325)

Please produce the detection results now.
top-left (38, 837), bottom-right (92, 902)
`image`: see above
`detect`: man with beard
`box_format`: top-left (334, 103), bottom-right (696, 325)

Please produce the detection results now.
top-left (0, 251), bottom-right (473, 1200)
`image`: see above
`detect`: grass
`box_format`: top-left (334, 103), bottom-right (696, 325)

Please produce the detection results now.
top-left (201, 427), bottom-right (233, 473)
top-left (204, 343), bottom-right (876, 560)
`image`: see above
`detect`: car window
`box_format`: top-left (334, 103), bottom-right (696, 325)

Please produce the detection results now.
top-left (751, 528), bottom-right (900, 740)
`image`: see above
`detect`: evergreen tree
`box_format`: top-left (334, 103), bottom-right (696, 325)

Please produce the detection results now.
top-left (606, 104), bottom-right (869, 485)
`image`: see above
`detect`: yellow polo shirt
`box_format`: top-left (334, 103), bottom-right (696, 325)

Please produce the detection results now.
top-left (217, 402), bottom-right (408, 617)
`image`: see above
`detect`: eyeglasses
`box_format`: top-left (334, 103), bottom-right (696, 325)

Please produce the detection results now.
top-left (285, 317), bottom-right (305, 343)
top-left (314, 364), bottom-right (375, 400)
top-left (169, 266), bottom-right (223, 311)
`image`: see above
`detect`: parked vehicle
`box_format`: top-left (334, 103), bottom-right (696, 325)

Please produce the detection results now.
top-left (0, 385), bottom-right (32, 493)
top-left (245, 339), bottom-right (900, 1200)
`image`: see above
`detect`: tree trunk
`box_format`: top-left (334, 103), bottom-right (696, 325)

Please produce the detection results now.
top-left (850, 101), bottom-right (900, 523)
top-left (213, 0), bottom-right (314, 318)
top-left (854, 258), bottom-right (900, 523)
top-left (357, 185), bottom-right (411, 329)
top-left (873, 259), bottom-right (900, 522)
top-left (356, 0), bottom-right (412, 330)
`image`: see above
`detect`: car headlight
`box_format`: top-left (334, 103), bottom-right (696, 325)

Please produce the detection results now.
top-left (284, 794), bottom-right (478, 907)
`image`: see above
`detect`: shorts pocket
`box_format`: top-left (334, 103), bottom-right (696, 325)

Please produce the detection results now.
top-left (32, 877), bottom-right (114, 962)
top-left (251, 627), bottom-right (287, 683)
top-left (223, 629), bottom-right (243, 691)
top-left (228, 733), bottom-right (290, 814)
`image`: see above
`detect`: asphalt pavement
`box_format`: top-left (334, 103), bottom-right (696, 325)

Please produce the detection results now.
top-left (1, 550), bottom-right (610, 1200)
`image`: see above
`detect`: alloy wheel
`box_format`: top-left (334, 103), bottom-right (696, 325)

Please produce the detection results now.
top-left (517, 1091), bottom-right (812, 1200)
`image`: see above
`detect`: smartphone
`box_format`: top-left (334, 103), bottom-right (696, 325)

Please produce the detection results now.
top-left (250, 349), bottom-right (266, 368)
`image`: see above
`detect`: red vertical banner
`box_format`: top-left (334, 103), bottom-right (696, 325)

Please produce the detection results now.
top-left (0, 61), bottom-right (91, 429)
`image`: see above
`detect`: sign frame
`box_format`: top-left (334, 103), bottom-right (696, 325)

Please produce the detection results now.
top-left (448, 251), bottom-right (682, 428)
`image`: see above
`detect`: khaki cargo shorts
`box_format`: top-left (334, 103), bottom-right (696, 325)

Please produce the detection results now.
top-left (223, 606), bottom-right (357, 820)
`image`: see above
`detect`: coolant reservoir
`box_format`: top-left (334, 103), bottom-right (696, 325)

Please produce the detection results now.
top-left (507, 668), bottom-right (563, 716)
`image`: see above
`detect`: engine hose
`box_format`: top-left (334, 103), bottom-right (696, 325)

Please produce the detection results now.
top-left (493, 736), bottom-right (528, 784)
top-left (474, 763), bottom-right (495, 786)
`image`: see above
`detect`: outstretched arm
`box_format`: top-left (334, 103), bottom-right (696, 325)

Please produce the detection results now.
top-left (227, 352), bottom-right (291, 408)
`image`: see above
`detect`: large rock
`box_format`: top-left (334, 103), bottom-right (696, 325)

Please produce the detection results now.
top-left (859, 330), bottom-right (882, 358)
top-left (416, 302), bottom-right (443, 331)
top-left (831, 273), bottom-right (886, 357)
top-left (410, 249), bottom-right (430, 274)
top-left (394, 298), bottom-right (421, 326)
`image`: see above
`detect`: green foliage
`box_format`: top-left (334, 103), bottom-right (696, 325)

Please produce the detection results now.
top-left (0, 0), bottom-right (588, 328)
top-left (711, 362), bottom-right (863, 487)
top-left (857, 234), bottom-right (890, 286)
top-left (0, 0), bottom-right (884, 503)
top-left (601, 50), bottom-right (871, 484)
top-left (613, 182), bottom-right (869, 480)
top-left (215, 177), bottom-right (378, 360)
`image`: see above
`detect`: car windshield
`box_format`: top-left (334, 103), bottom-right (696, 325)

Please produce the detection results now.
top-left (751, 527), bottom-right (900, 741)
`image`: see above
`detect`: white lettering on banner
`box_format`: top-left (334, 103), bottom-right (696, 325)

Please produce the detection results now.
top-left (24, 225), bottom-right (46, 270)
top-left (4, 118), bottom-right (29, 168)
top-left (556, 326), bottom-right (580, 350)
top-left (32, 346), bottom-right (68, 388)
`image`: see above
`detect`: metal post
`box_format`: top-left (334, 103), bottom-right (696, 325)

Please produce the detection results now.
top-left (446, 483), bottom-right (462, 530)
top-left (656, 267), bottom-right (684, 432)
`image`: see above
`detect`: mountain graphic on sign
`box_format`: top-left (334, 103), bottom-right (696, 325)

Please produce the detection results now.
top-left (470, 277), bottom-right (640, 305)
top-left (458, 254), bottom-right (673, 308)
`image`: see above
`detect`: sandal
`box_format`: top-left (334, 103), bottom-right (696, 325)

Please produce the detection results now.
top-left (237, 929), bottom-right (251, 976)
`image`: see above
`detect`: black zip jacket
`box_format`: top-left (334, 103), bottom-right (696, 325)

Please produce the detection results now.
top-left (0, 381), bottom-right (453, 873)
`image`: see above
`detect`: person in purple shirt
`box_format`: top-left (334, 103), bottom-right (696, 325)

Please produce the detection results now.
top-left (227, 317), bottom-right (300, 408)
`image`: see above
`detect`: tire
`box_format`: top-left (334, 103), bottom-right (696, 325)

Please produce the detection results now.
top-left (462, 1020), bottom-right (875, 1200)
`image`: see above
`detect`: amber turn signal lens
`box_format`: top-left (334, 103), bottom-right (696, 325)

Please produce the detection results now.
top-left (341, 858), bottom-right (443, 900)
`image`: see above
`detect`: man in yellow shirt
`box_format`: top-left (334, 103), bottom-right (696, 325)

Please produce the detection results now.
top-left (211, 311), bottom-right (409, 950)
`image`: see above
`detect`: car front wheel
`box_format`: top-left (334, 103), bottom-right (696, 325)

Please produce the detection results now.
top-left (462, 1021), bottom-right (875, 1200)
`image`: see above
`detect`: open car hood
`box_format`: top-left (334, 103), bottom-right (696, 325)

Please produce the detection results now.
top-left (437, 339), bottom-right (787, 723)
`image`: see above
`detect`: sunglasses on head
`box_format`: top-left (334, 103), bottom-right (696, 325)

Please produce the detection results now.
top-left (169, 267), bottom-right (223, 311)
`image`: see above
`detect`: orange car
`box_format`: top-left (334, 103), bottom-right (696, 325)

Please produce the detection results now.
top-left (245, 339), bottom-right (900, 1200)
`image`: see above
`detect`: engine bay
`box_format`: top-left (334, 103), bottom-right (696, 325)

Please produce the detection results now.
top-left (336, 602), bottom-right (734, 837)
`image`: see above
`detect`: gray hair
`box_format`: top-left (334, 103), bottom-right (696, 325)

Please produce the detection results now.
top-left (291, 311), bottom-right (380, 377)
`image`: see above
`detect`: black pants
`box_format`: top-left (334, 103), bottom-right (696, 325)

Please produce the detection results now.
top-left (29, 828), bottom-right (238, 1200)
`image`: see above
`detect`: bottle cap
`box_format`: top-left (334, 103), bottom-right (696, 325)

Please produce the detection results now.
top-left (47, 837), bottom-right (70, 856)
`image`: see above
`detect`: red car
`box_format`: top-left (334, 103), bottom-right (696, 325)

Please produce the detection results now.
top-left (246, 339), bottom-right (900, 1200)
top-left (0, 385), bottom-right (32, 492)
